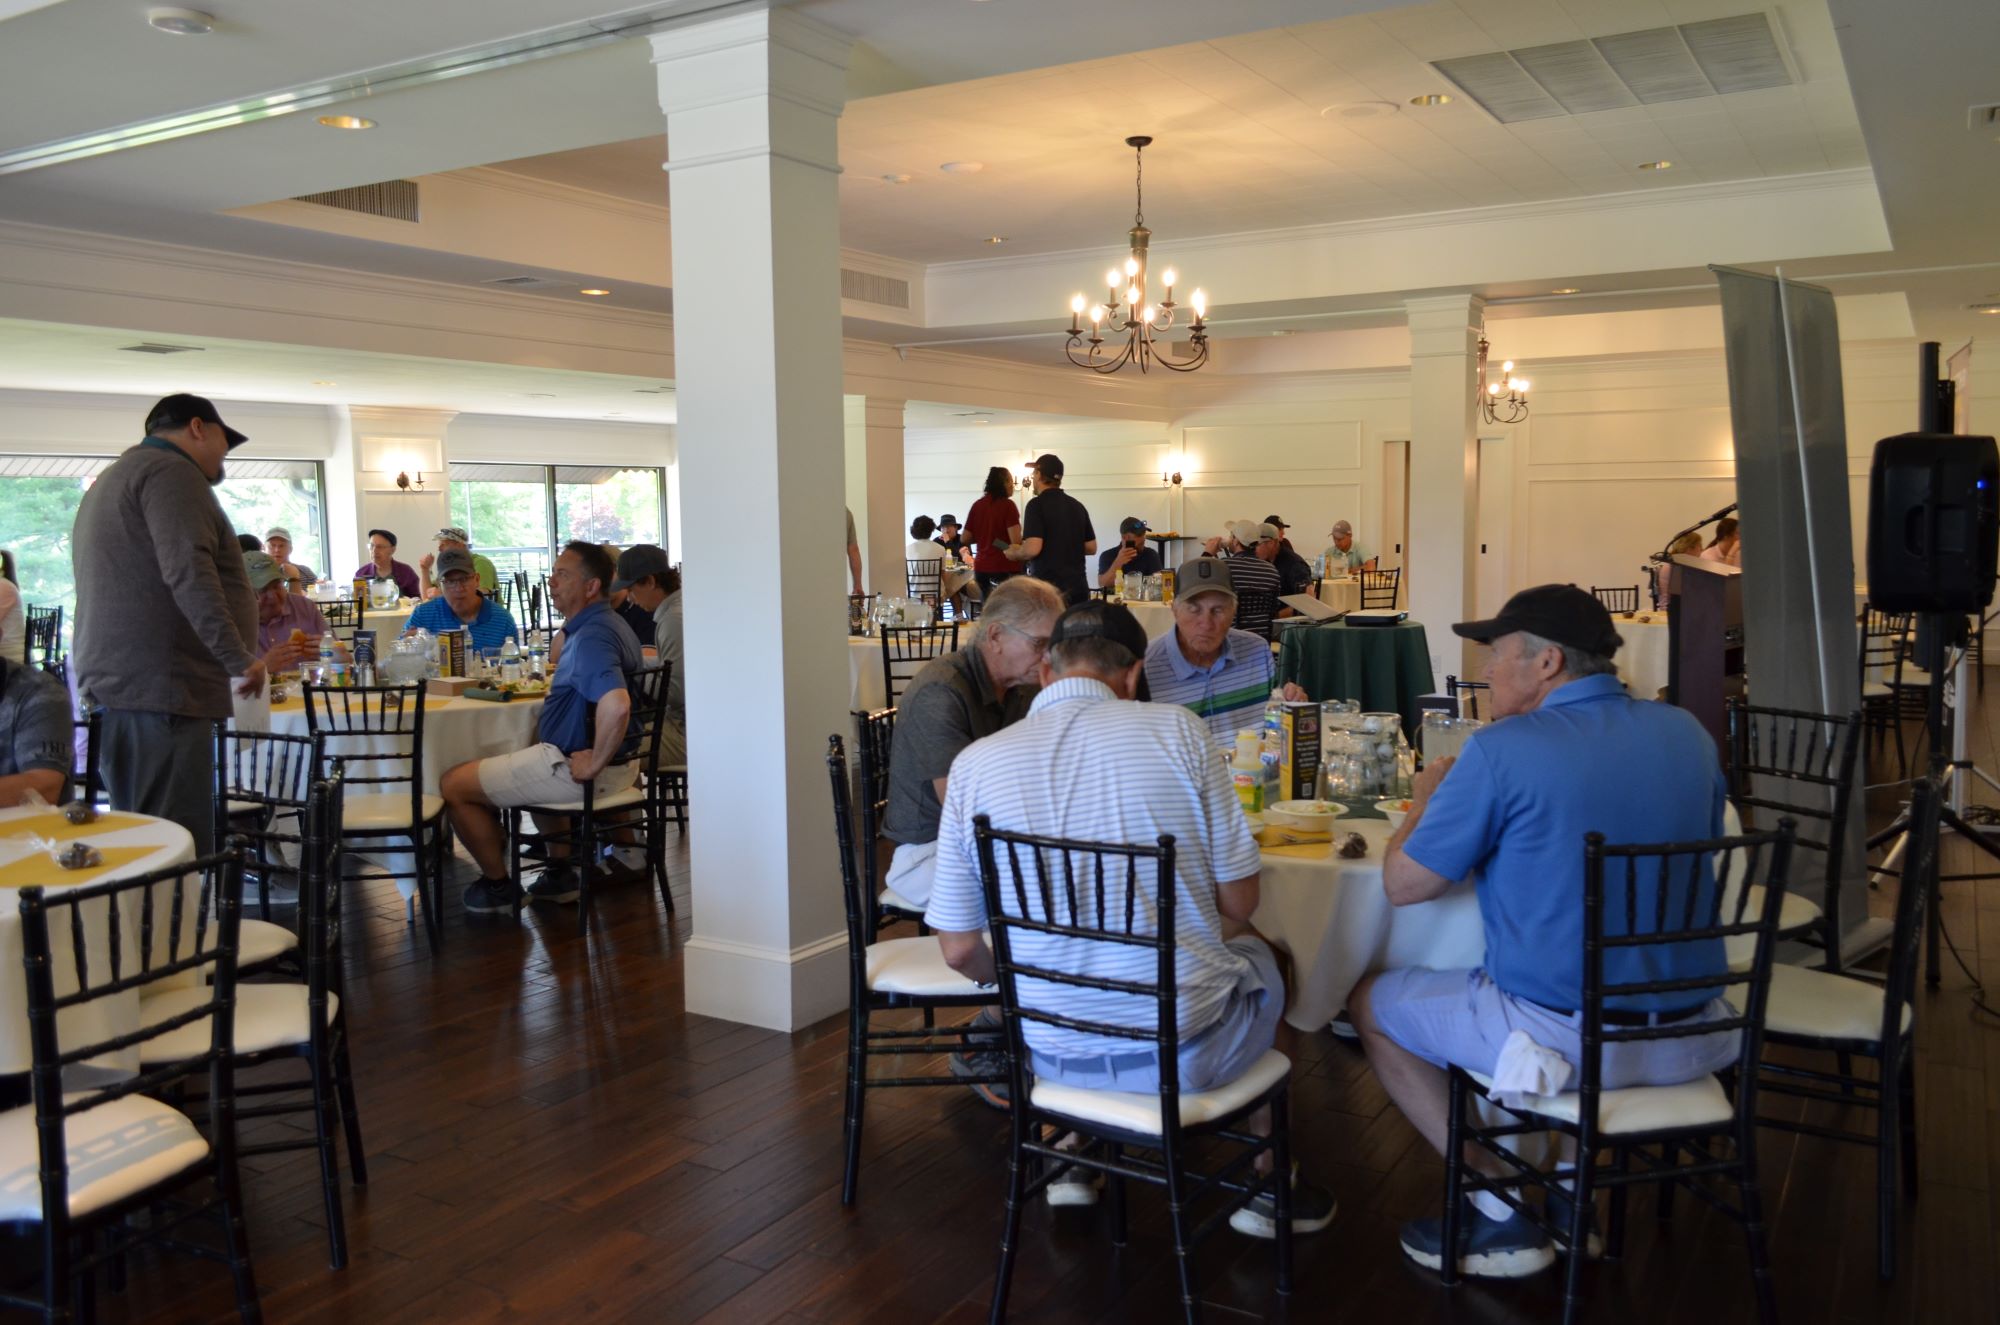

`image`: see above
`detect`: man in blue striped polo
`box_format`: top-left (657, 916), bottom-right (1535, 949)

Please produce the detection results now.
top-left (1143, 556), bottom-right (1307, 745)
top-left (403, 548), bottom-right (521, 653)
top-left (927, 600), bottom-right (1334, 1236)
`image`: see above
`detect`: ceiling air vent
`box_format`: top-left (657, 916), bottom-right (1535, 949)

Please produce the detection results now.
top-left (118, 342), bottom-right (204, 354)
top-left (482, 274), bottom-right (569, 290)
top-left (291, 179), bottom-right (420, 222)
top-left (1433, 10), bottom-right (1795, 123)
top-left (841, 267), bottom-right (911, 311)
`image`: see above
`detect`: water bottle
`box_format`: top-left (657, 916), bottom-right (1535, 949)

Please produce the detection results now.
top-left (317, 634), bottom-right (342, 688)
top-left (500, 635), bottom-right (523, 684)
top-left (526, 630), bottom-right (547, 680)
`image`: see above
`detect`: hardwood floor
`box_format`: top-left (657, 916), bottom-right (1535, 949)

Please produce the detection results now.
top-left (98, 702), bottom-right (2000, 1324)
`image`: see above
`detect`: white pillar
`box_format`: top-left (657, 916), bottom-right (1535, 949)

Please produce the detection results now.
top-left (652, 10), bottom-right (853, 1031)
top-left (844, 396), bottom-right (906, 594)
top-left (1403, 295), bottom-right (1482, 680)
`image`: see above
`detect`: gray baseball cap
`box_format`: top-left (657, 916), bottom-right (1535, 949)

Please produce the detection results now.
top-left (1175, 557), bottom-right (1236, 602)
top-left (612, 543), bottom-right (671, 591)
top-left (434, 526), bottom-right (470, 545)
top-left (435, 548), bottom-right (478, 580)
top-left (243, 551), bottom-right (284, 591)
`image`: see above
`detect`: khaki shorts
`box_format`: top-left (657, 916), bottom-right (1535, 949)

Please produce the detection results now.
top-left (476, 743), bottom-right (638, 809)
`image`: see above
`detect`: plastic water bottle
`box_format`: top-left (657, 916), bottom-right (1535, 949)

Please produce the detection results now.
top-left (317, 635), bottom-right (341, 687)
top-left (526, 631), bottom-right (547, 680)
top-left (500, 635), bottom-right (523, 684)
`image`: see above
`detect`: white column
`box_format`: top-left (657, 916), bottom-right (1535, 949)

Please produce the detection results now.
top-left (844, 395), bottom-right (906, 594)
top-left (1403, 295), bottom-right (1482, 679)
top-left (340, 406), bottom-right (456, 580)
top-left (653, 10), bottom-right (853, 1031)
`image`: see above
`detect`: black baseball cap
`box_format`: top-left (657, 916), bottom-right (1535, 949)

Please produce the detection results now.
top-left (1263, 514), bottom-right (1289, 530)
top-left (1451, 584), bottom-right (1623, 659)
top-left (1034, 452), bottom-right (1064, 480)
top-left (1118, 516), bottom-right (1150, 536)
top-left (939, 513), bottom-right (959, 527)
top-left (144, 393), bottom-right (247, 448)
top-left (1048, 601), bottom-right (1152, 699)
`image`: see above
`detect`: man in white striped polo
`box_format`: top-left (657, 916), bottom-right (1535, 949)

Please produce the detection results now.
top-left (925, 600), bottom-right (1334, 1237)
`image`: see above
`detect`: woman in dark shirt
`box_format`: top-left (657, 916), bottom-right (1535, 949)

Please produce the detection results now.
top-left (963, 467), bottom-right (1023, 596)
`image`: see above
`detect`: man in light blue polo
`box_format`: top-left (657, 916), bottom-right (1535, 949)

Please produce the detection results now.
top-left (1349, 584), bottom-right (1735, 1279)
top-left (927, 601), bottom-right (1334, 1235)
top-left (1143, 557), bottom-right (1305, 744)
top-left (403, 548), bottom-right (520, 653)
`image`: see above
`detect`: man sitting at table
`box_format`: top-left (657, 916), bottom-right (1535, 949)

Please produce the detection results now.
top-left (403, 548), bottom-right (521, 653)
top-left (0, 653), bottom-right (72, 807)
top-left (246, 551), bottom-right (349, 672)
top-left (1350, 584), bottom-right (1734, 1278)
top-left (265, 526), bottom-right (316, 587)
top-left (1206, 521), bottom-right (1282, 637)
top-left (1322, 520), bottom-right (1376, 575)
top-left (419, 526), bottom-right (499, 599)
top-left (926, 600), bottom-right (1336, 1232)
top-left (611, 544), bottom-right (682, 764)
top-left (441, 540), bottom-right (642, 913)
top-left (1096, 516), bottom-right (1163, 590)
top-left (1144, 558), bottom-right (1306, 744)
top-left (880, 576), bottom-right (1064, 913)
top-left (354, 529), bottom-right (421, 600)
top-left (1263, 515), bottom-right (1314, 597)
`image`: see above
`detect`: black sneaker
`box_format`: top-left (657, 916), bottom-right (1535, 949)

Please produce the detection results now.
top-left (1399, 1204), bottom-right (1556, 1279)
top-left (461, 877), bottom-right (523, 914)
top-left (525, 866), bottom-right (580, 905)
top-left (1229, 1167), bottom-right (1337, 1238)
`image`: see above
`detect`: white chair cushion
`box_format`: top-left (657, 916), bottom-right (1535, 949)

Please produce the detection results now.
top-left (137, 984), bottom-right (339, 1062)
top-left (1030, 1048), bottom-right (1291, 1135)
top-left (238, 918), bottom-right (298, 968)
top-left (878, 885), bottom-right (923, 914)
top-left (1469, 1069), bottom-right (1733, 1136)
top-left (223, 798), bottom-right (266, 818)
top-left (864, 937), bottom-right (987, 997)
top-left (521, 782), bottom-right (646, 814)
top-left (0, 1096), bottom-right (208, 1220)
top-left (1762, 964), bottom-right (1911, 1043)
top-left (340, 791), bottom-right (443, 832)
top-left (1861, 681), bottom-right (1892, 699)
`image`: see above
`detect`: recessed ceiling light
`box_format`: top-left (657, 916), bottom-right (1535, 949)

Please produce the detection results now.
top-left (316, 114), bottom-right (376, 130)
top-left (880, 173), bottom-right (911, 184)
top-left (939, 161), bottom-right (984, 173)
top-left (1320, 101), bottom-right (1399, 120)
top-left (1271, 330), bottom-right (1297, 337)
top-left (1551, 287), bottom-right (1581, 295)
top-left (983, 236), bottom-right (1007, 245)
top-left (1972, 302), bottom-right (2000, 315)
top-left (1409, 93), bottom-right (1452, 107)
top-left (310, 380), bottom-right (335, 386)
top-left (579, 288), bottom-right (611, 296)
top-left (147, 7), bottom-right (214, 35)
top-left (1639, 160), bottom-right (1672, 170)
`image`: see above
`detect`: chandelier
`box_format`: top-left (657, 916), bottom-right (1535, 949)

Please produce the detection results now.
top-left (1063, 136), bottom-right (1209, 374)
top-left (1476, 333), bottom-right (1530, 424)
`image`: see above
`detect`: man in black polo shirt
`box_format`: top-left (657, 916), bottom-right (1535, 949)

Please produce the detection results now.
top-left (1096, 516), bottom-right (1164, 590)
top-left (1007, 453), bottom-right (1097, 605)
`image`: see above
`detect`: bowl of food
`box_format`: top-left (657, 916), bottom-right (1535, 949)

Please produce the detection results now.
top-left (1264, 799), bottom-right (1349, 833)
top-left (1376, 798), bottom-right (1412, 831)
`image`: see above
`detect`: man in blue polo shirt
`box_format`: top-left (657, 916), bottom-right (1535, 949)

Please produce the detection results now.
top-left (1348, 584), bottom-right (1735, 1279)
top-left (403, 548), bottom-right (520, 653)
top-left (1143, 557), bottom-right (1305, 744)
top-left (440, 540), bottom-right (641, 913)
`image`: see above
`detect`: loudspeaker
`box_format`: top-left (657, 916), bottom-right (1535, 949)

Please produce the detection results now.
top-left (1866, 432), bottom-right (2000, 613)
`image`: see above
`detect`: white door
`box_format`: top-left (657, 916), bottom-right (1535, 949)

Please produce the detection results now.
top-left (1381, 440), bottom-right (1408, 571)
top-left (1475, 435), bottom-right (1512, 617)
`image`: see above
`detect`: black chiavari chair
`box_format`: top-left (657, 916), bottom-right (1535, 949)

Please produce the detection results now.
top-left (1591, 585), bottom-right (1640, 615)
top-left (1360, 567), bottom-right (1401, 610)
top-left (880, 623), bottom-right (958, 708)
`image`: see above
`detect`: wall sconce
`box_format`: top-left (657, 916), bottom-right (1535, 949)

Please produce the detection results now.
top-left (1161, 467), bottom-right (1183, 487)
top-left (360, 435), bottom-right (443, 493)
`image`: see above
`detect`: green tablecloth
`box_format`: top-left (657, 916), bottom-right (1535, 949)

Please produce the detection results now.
top-left (1277, 619), bottom-right (1436, 738)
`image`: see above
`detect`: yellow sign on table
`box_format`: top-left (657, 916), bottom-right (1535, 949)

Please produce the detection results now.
top-left (0, 812), bottom-right (155, 844)
top-left (1253, 825), bottom-right (1333, 858)
top-left (0, 846), bottom-right (161, 889)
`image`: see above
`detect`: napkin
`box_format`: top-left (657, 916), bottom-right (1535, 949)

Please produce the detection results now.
top-left (231, 678), bottom-right (271, 732)
top-left (1486, 1029), bottom-right (1573, 1108)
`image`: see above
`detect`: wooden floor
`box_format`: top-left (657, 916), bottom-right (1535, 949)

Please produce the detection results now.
top-left (97, 700), bottom-right (2000, 1324)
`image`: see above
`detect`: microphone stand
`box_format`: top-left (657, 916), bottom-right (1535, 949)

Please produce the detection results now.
top-left (1647, 502), bottom-right (1739, 608)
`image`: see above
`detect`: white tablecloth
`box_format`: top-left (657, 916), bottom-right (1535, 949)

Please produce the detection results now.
top-left (1613, 613), bottom-right (1672, 700)
top-left (1122, 601), bottom-right (1176, 642)
top-left (0, 806), bottom-right (196, 1075)
top-left (1318, 578), bottom-right (1361, 615)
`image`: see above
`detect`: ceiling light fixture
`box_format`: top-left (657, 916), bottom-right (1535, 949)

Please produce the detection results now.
top-left (939, 161), bottom-right (984, 173)
top-left (316, 114), bottom-right (375, 130)
top-left (1063, 136), bottom-right (1209, 376)
top-left (983, 236), bottom-right (1007, 245)
top-left (1639, 160), bottom-right (1672, 170)
top-left (1973, 303), bottom-right (2000, 315)
top-left (579, 288), bottom-right (611, 296)
top-left (146, 7), bottom-right (214, 35)
top-left (1551, 287), bottom-right (1580, 295)
top-left (1477, 333), bottom-right (1530, 424)
top-left (1409, 93), bottom-right (1452, 107)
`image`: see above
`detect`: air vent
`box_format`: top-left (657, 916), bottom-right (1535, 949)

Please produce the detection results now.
top-left (118, 342), bottom-right (204, 354)
top-left (1433, 11), bottom-right (1794, 124)
top-left (291, 179), bottom-right (419, 222)
top-left (483, 274), bottom-right (569, 290)
top-left (841, 267), bottom-right (911, 310)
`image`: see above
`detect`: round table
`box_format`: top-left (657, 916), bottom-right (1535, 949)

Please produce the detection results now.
top-left (1276, 619), bottom-right (1436, 738)
top-left (1121, 601), bottom-right (1176, 643)
top-left (0, 805), bottom-right (196, 1074)
top-left (1613, 612), bottom-right (1672, 700)
top-left (1318, 578), bottom-right (1361, 615)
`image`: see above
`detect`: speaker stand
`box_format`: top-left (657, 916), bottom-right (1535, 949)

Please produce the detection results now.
top-left (1866, 613), bottom-right (2000, 987)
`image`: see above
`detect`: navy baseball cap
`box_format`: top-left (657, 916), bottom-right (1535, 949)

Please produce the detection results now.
top-left (1119, 517), bottom-right (1150, 536)
top-left (1452, 584), bottom-right (1623, 659)
top-left (144, 393), bottom-right (247, 448)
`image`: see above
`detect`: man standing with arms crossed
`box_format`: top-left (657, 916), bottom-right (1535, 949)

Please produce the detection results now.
top-left (72, 393), bottom-right (264, 852)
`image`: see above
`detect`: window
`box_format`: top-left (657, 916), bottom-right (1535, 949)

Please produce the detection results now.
top-left (0, 454), bottom-right (327, 630)
top-left (448, 463), bottom-right (667, 584)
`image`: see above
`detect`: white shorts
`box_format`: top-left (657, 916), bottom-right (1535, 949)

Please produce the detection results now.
top-left (476, 743), bottom-right (638, 810)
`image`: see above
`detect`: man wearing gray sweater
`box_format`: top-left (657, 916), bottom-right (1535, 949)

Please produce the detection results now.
top-left (72, 393), bottom-right (264, 852)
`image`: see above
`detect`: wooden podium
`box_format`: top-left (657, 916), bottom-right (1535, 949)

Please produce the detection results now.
top-left (1666, 554), bottom-right (1744, 752)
